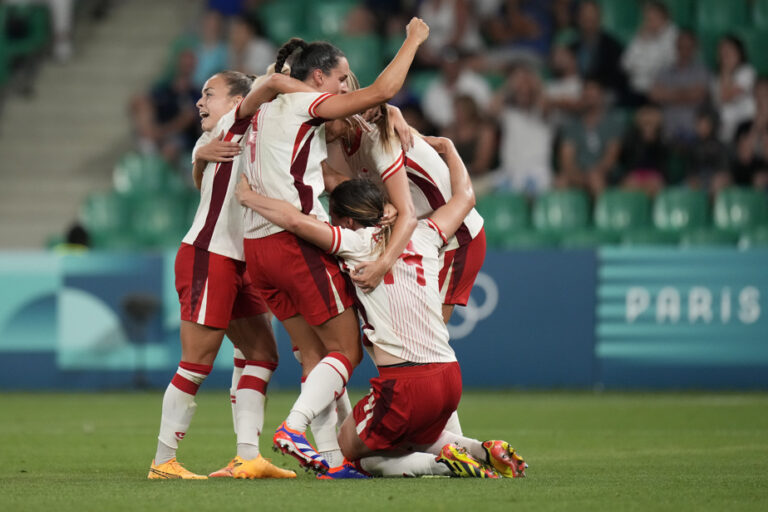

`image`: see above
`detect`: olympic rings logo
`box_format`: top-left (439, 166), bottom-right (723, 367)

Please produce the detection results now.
top-left (447, 272), bottom-right (499, 339)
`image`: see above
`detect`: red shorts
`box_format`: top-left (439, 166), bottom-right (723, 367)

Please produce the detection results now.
top-left (175, 243), bottom-right (268, 329)
top-left (439, 228), bottom-right (486, 306)
top-left (353, 362), bottom-right (462, 451)
top-left (243, 231), bottom-right (354, 326)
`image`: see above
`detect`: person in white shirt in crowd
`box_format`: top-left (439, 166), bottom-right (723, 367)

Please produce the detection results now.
top-left (227, 16), bottom-right (275, 77)
top-left (712, 34), bottom-right (756, 144)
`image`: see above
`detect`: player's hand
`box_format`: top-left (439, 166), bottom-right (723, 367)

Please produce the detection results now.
top-left (422, 136), bottom-right (453, 155)
top-left (406, 17), bottom-right (429, 45)
top-left (380, 203), bottom-right (398, 227)
top-left (197, 131), bottom-right (241, 162)
top-left (351, 259), bottom-right (387, 293)
top-left (235, 174), bottom-right (252, 205)
top-left (389, 106), bottom-right (414, 151)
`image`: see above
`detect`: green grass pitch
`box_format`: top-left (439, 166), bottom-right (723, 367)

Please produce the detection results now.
top-left (1, 390), bottom-right (767, 511)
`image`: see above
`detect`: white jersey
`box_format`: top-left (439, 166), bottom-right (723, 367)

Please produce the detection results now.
top-left (343, 127), bottom-right (484, 250)
top-left (183, 105), bottom-right (251, 260)
top-left (242, 91), bottom-right (334, 239)
top-left (328, 220), bottom-right (457, 364)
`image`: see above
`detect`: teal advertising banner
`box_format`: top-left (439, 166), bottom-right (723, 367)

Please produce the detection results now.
top-left (597, 248), bottom-right (768, 388)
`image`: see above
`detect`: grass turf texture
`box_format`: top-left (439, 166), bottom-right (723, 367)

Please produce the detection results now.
top-left (1, 391), bottom-right (767, 511)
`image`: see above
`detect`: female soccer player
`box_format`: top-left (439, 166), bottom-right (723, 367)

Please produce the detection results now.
top-left (236, 137), bottom-right (526, 479)
top-left (231, 17), bottom-right (430, 473)
top-left (148, 70), bottom-right (295, 480)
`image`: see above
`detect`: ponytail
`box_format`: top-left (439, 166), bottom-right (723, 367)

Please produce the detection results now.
top-left (274, 37), bottom-right (345, 81)
top-left (275, 37), bottom-right (308, 75)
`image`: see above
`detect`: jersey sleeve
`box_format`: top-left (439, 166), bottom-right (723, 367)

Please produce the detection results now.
top-left (365, 130), bottom-right (405, 182)
top-left (287, 92), bottom-right (336, 120)
top-left (191, 131), bottom-right (214, 163)
top-left (423, 218), bottom-right (448, 249)
top-left (327, 225), bottom-right (375, 260)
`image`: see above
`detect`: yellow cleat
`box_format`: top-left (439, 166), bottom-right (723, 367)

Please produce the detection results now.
top-left (482, 440), bottom-right (528, 478)
top-left (147, 458), bottom-right (208, 480)
top-left (232, 454), bottom-right (297, 479)
top-left (209, 457), bottom-right (239, 478)
top-left (436, 444), bottom-right (500, 478)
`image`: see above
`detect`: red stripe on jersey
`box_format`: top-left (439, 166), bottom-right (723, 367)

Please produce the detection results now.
top-left (405, 156), bottom-right (438, 186)
top-left (179, 361), bottom-right (213, 375)
top-left (308, 93), bottom-right (334, 118)
top-left (189, 247), bottom-right (209, 321)
top-left (171, 374), bottom-right (200, 395)
top-left (290, 123), bottom-right (320, 214)
top-left (193, 116), bottom-right (251, 249)
top-left (245, 360), bottom-right (278, 371)
top-left (291, 123), bottom-right (312, 164)
top-left (328, 224), bottom-right (337, 254)
top-left (381, 152), bottom-right (405, 182)
top-left (426, 218), bottom-right (448, 244)
top-left (344, 126), bottom-right (363, 156)
top-left (237, 375), bottom-right (268, 394)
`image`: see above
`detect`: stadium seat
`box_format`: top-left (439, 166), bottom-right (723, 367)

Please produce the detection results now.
top-left (333, 35), bottom-right (383, 87)
top-left (695, 0), bottom-right (749, 33)
top-left (113, 153), bottom-right (174, 196)
top-left (754, 0), bottom-right (768, 29)
top-left (679, 228), bottom-right (739, 247)
top-left (621, 229), bottom-right (679, 246)
top-left (0, 4), bottom-right (50, 59)
top-left (305, 0), bottom-right (357, 39)
top-left (597, 0), bottom-right (639, 44)
top-left (659, 0), bottom-right (695, 27)
top-left (475, 192), bottom-right (529, 247)
top-left (713, 187), bottom-right (768, 232)
top-left (532, 190), bottom-right (590, 233)
top-left (738, 226), bottom-right (768, 248)
top-left (130, 194), bottom-right (189, 248)
top-left (260, 1), bottom-right (308, 44)
top-left (653, 187), bottom-right (709, 233)
top-left (79, 192), bottom-right (129, 238)
top-left (594, 189), bottom-right (651, 234)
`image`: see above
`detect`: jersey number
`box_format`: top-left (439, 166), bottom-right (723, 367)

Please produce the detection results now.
top-left (384, 243), bottom-right (426, 287)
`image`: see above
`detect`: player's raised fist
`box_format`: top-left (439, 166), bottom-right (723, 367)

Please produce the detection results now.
top-left (406, 17), bottom-right (429, 45)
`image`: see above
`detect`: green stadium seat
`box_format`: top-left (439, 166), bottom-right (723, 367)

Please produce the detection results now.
top-left (738, 226), bottom-right (768, 248)
top-left (113, 153), bottom-right (174, 196)
top-left (713, 187), bottom-right (768, 232)
top-left (598, 0), bottom-right (640, 44)
top-left (754, 0), bottom-right (768, 29)
top-left (333, 35), bottom-right (382, 87)
top-left (659, 0), bottom-right (695, 28)
top-left (532, 190), bottom-right (590, 234)
top-left (595, 189), bottom-right (651, 234)
top-left (79, 192), bottom-right (129, 237)
top-left (306, 0), bottom-right (357, 39)
top-left (498, 230), bottom-right (558, 249)
top-left (621, 229), bottom-right (679, 246)
top-left (560, 229), bottom-right (620, 248)
top-left (695, 0), bottom-right (749, 33)
top-left (653, 187), bottom-right (709, 233)
top-left (260, 1), bottom-right (307, 45)
top-left (0, 4), bottom-right (50, 58)
top-left (130, 194), bottom-right (188, 248)
top-left (680, 228), bottom-right (739, 247)
top-left (475, 192), bottom-right (529, 248)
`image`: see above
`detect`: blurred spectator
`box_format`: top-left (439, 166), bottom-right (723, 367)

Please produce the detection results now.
top-left (648, 30), bottom-right (710, 145)
top-left (621, 0), bottom-right (677, 102)
top-left (344, 4), bottom-right (378, 36)
top-left (207, 0), bottom-right (244, 17)
top-left (733, 79), bottom-right (768, 189)
top-left (227, 16), bottom-right (275, 76)
top-left (618, 104), bottom-right (669, 196)
top-left (493, 65), bottom-right (554, 194)
top-left (544, 43), bottom-right (583, 125)
top-left (422, 47), bottom-right (492, 129)
top-left (400, 103), bottom-right (438, 136)
top-left (569, 0), bottom-right (628, 105)
top-left (440, 94), bottom-right (499, 176)
top-left (684, 108), bottom-right (731, 196)
top-left (712, 35), bottom-right (756, 144)
top-left (482, 0), bottom-right (556, 61)
top-left (130, 50), bottom-right (201, 163)
top-left (192, 10), bottom-right (229, 88)
top-left (557, 78), bottom-right (624, 197)
top-left (417, 0), bottom-right (485, 68)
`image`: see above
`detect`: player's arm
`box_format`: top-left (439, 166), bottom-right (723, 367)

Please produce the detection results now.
top-left (235, 175), bottom-right (334, 251)
top-left (313, 18), bottom-right (429, 120)
top-left (351, 169), bottom-right (416, 292)
top-left (238, 74), bottom-right (315, 119)
top-left (422, 136), bottom-right (475, 240)
top-left (191, 131), bottom-right (243, 189)
top-left (386, 104), bottom-right (415, 150)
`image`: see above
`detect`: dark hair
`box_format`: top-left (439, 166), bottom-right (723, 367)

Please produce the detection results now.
top-left (274, 37), bottom-right (345, 81)
top-left (330, 179), bottom-right (385, 227)
top-left (719, 34), bottom-right (747, 68)
top-left (216, 70), bottom-right (255, 97)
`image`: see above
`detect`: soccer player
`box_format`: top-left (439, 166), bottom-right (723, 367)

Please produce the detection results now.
top-left (147, 70), bottom-right (295, 480)
top-left (231, 18), bottom-right (430, 474)
top-left (236, 136), bottom-right (526, 479)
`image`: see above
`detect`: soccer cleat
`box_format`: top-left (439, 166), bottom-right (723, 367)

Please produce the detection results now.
top-left (436, 443), bottom-right (500, 479)
top-left (147, 458), bottom-right (207, 480)
top-left (316, 460), bottom-right (370, 480)
top-left (231, 454), bottom-right (297, 479)
top-left (482, 440), bottom-right (528, 478)
top-left (272, 421), bottom-right (330, 474)
top-left (209, 456), bottom-right (239, 478)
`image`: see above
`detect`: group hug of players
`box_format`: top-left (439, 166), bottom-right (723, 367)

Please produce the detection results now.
top-left (147, 17), bottom-right (527, 481)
